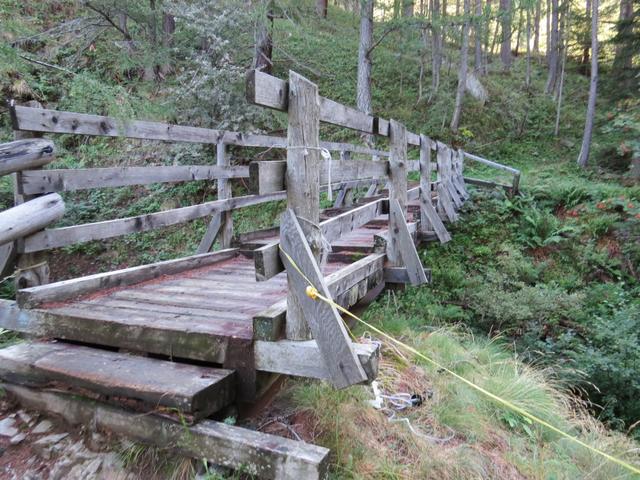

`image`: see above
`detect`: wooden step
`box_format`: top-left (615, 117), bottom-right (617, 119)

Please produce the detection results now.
top-left (0, 341), bottom-right (235, 419)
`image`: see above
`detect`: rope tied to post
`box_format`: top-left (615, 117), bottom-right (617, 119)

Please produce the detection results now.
top-left (278, 247), bottom-right (640, 477)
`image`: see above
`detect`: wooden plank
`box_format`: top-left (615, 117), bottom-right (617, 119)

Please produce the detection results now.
top-left (196, 214), bottom-right (222, 254)
top-left (388, 199), bottom-right (428, 285)
top-left (318, 96), bottom-right (374, 133)
top-left (3, 383), bottom-right (330, 480)
top-left (10, 104), bottom-right (282, 148)
top-left (388, 119), bottom-right (408, 213)
top-left (249, 159), bottom-right (388, 195)
top-left (253, 253), bottom-right (385, 341)
top-left (254, 199), bottom-right (385, 281)
top-left (0, 342), bottom-right (235, 417)
top-left (436, 183), bottom-right (459, 222)
top-left (461, 150), bottom-right (520, 175)
top-left (17, 249), bottom-right (238, 307)
top-left (216, 142), bottom-right (233, 249)
top-left (384, 266), bottom-right (432, 284)
top-left (419, 134), bottom-right (433, 232)
top-left (22, 191), bottom-right (285, 253)
top-left (419, 196), bottom-right (451, 243)
top-left (20, 165), bottom-right (248, 194)
top-left (0, 193), bottom-right (65, 246)
top-left (279, 209), bottom-right (367, 387)
top-left (255, 340), bottom-right (379, 382)
top-left (0, 139), bottom-right (55, 177)
top-left (463, 176), bottom-right (512, 190)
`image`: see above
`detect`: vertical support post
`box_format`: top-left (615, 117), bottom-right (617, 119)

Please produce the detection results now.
top-left (419, 134), bottom-right (433, 233)
top-left (12, 101), bottom-right (49, 288)
top-left (197, 142), bottom-right (233, 253)
top-left (387, 119), bottom-right (408, 266)
top-left (217, 142), bottom-right (233, 249)
top-left (284, 71), bottom-right (321, 341)
top-left (511, 172), bottom-right (521, 197)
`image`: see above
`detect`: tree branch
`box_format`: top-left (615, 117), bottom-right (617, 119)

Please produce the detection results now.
top-left (84, 2), bottom-right (132, 41)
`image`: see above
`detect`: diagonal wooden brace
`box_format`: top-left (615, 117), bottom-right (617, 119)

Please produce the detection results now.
top-left (388, 199), bottom-right (429, 286)
top-left (279, 209), bottom-right (367, 389)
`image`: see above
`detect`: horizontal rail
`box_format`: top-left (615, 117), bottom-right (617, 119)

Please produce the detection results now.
top-left (21, 191), bottom-right (285, 253)
top-left (20, 165), bottom-right (250, 194)
top-left (0, 139), bottom-right (55, 177)
top-left (461, 151), bottom-right (520, 175)
top-left (247, 70), bottom-right (422, 146)
top-left (0, 194), bottom-right (65, 246)
top-left (463, 176), bottom-right (512, 191)
top-left (11, 104), bottom-right (389, 157)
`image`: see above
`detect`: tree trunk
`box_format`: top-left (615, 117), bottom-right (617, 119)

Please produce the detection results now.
top-left (546, 0), bottom-right (551, 57)
top-left (545, 0), bottom-right (559, 94)
top-left (525, 5), bottom-right (531, 87)
top-left (577, 0), bottom-right (598, 168)
top-left (403, 0), bottom-right (415, 16)
top-left (581, 0), bottom-right (592, 66)
top-left (316, 0), bottom-right (328, 17)
top-left (159, 13), bottom-right (175, 76)
top-left (474, 0), bottom-right (483, 73)
top-left (514, 7), bottom-right (523, 56)
top-left (533, 0), bottom-right (541, 54)
top-left (555, 4), bottom-right (570, 134)
top-left (357, 0), bottom-right (374, 145)
top-left (253, 1), bottom-right (273, 73)
top-left (451, 0), bottom-right (470, 132)
top-left (499, 0), bottom-right (512, 70)
top-left (143, 0), bottom-right (158, 81)
top-left (613, 0), bottom-right (634, 70)
top-left (431, 0), bottom-right (442, 97)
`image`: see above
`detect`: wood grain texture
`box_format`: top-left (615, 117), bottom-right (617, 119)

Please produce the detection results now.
top-left (0, 139), bottom-right (55, 177)
top-left (388, 120), bottom-right (408, 214)
top-left (279, 209), bottom-right (367, 388)
top-left (389, 199), bottom-right (428, 284)
top-left (0, 193), bottom-right (64, 246)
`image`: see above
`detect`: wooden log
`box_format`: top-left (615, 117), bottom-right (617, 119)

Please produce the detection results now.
top-left (17, 248), bottom-right (238, 307)
top-left (284, 71), bottom-right (321, 341)
top-left (22, 191), bottom-right (285, 253)
top-left (0, 193), bottom-right (65, 246)
top-left (20, 165), bottom-right (249, 195)
top-left (3, 383), bottom-right (330, 480)
top-left (0, 139), bottom-right (55, 177)
top-left (388, 199), bottom-right (428, 285)
top-left (254, 340), bottom-right (379, 382)
top-left (388, 119), bottom-right (408, 214)
top-left (279, 209), bottom-right (367, 387)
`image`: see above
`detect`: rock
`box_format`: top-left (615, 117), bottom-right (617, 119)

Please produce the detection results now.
top-left (0, 417), bottom-right (19, 437)
top-left (34, 432), bottom-right (69, 447)
top-left (9, 433), bottom-right (26, 445)
top-left (465, 72), bottom-right (489, 105)
top-left (16, 410), bottom-right (34, 426)
top-left (32, 419), bottom-right (53, 434)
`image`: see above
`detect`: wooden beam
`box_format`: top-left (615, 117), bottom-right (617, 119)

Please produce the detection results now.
top-left (253, 253), bottom-right (385, 341)
top-left (384, 266), bottom-right (432, 284)
top-left (3, 383), bottom-right (330, 480)
top-left (22, 192), bottom-right (285, 253)
top-left (254, 199), bottom-right (385, 281)
top-left (388, 119), bottom-right (408, 214)
top-left (0, 193), bottom-right (65, 246)
top-left (0, 139), bottom-right (55, 177)
top-left (17, 249), bottom-right (238, 307)
top-left (436, 183), bottom-right (459, 222)
top-left (216, 142), bottom-right (233, 249)
top-left (20, 165), bottom-right (249, 194)
top-left (255, 340), bottom-right (379, 382)
top-left (463, 176), bottom-right (512, 191)
top-left (196, 215), bottom-right (222, 254)
top-left (279, 209), bottom-right (367, 387)
top-left (388, 199), bottom-right (428, 285)
top-left (461, 150), bottom-right (521, 175)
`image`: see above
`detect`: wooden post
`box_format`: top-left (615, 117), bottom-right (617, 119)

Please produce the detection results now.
top-left (387, 120), bottom-right (408, 266)
top-left (388, 119), bottom-right (408, 214)
top-left (419, 134), bottom-right (433, 232)
top-left (197, 142), bottom-right (233, 253)
top-left (12, 101), bottom-right (50, 288)
top-left (280, 209), bottom-right (367, 387)
top-left (284, 71), bottom-right (321, 341)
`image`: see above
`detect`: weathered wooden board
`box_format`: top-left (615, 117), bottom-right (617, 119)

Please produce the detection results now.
top-left (461, 150), bottom-right (521, 175)
top-left (22, 192), bottom-right (285, 253)
top-left (4, 383), bottom-right (330, 480)
top-left (383, 266), bottom-right (432, 284)
top-left (279, 209), bottom-right (367, 387)
top-left (0, 138), bottom-right (55, 177)
top-left (388, 199), bottom-right (428, 284)
top-left (254, 340), bottom-right (379, 382)
top-left (388, 120), bottom-right (408, 213)
top-left (436, 183), bottom-right (459, 222)
top-left (20, 165), bottom-right (249, 194)
top-left (463, 176), bottom-right (512, 191)
top-left (17, 249), bottom-right (238, 307)
top-left (0, 193), bottom-right (65, 246)
top-left (0, 342), bottom-right (235, 417)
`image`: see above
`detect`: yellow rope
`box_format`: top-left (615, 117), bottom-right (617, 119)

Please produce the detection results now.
top-left (279, 246), bottom-right (640, 476)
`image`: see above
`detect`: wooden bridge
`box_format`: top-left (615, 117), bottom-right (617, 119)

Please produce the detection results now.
top-left (0, 70), bottom-right (520, 479)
